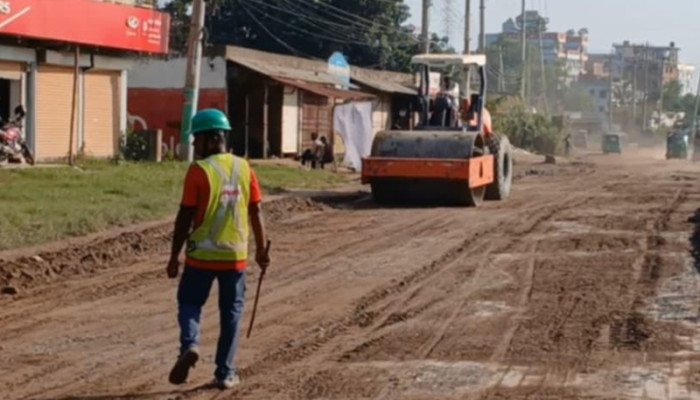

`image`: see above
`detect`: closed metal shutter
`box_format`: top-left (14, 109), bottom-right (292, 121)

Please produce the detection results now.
top-left (84, 71), bottom-right (119, 157)
top-left (36, 66), bottom-right (75, 160)
top-left (0, 61), bottom-right (22, 80)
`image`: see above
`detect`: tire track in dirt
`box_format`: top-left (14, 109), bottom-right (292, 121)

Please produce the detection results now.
top-left (607, 189), bottom-right (691, 400)
top-left (488, 241), bottom-right (537, 364)
top-left (6, 157), bottom-right (698, 400)
top-left (478, 187), bottom-right (691, 400)
top-left (415, 193), bottom-right (589, 361)
top-left (240, 177), bottom-right (608, 400)
top-left (224, 187), bottom-right (592, 400)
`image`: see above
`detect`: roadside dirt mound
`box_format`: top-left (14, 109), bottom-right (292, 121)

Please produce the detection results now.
top-left (0, 224), bottom-right (172, 294)
top-left (0, 196), bottom-right (337, 296)
top-left (512, 147), bottom-right (543, 164)
top-left (264, 196), bottom-right (330, 221)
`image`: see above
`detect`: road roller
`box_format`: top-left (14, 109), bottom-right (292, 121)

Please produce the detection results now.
top-left (361, 54), bottom-right (513, 206)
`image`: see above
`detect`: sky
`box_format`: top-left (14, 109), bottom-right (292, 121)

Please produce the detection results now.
top-left (404, 0), bottom-right (700, 68)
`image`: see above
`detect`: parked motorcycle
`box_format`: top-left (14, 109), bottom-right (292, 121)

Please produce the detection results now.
top-left (0, 105), bottom-right (34, 166)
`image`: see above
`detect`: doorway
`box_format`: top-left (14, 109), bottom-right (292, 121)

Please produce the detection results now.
top-left (0, 78), bottom-right (21, 123)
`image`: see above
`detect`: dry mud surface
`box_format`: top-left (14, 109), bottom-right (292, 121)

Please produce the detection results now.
top-left (1, 149), bottom-right (699, 400)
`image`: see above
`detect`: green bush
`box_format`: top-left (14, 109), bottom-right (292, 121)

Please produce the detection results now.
top-left (120, 129), bottom-right (150, 161)
top-left (489, 97), bottom-right (564, 155)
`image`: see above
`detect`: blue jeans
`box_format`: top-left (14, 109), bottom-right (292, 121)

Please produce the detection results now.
top-left (177, 266), bottom-right (246, 381)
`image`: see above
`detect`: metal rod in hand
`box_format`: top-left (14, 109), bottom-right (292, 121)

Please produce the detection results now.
top-left (247, 240), bottom-right (271, 338)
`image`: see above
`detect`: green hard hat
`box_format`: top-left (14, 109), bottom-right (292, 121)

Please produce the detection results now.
top-left (190, 109), bottom-right (232, 135)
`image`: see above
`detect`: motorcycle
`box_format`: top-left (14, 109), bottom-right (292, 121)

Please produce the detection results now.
top-left (0, 105), bottom-right (34, 165)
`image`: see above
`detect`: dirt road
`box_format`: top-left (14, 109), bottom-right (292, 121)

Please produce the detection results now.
top-left (1, 148), bottom-right (699, 400)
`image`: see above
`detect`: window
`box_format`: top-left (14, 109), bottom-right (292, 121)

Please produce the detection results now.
top-left (600, 90), bottom-right (608, 99)
top-left (590, 89), bottom-right (595, 95)
top-left (599, 106), bottom-right (605, 112)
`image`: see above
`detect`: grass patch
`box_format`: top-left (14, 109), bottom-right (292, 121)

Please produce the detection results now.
top-left (0, 160), bottom-right (348, 250)
top-left (253, 163), bottom-right (349, 193)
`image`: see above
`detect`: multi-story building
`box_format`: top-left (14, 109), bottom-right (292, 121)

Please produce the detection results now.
top-left (586, 54), bottom-right (611, 78)
top-left (485, 11), bottom-right (588, 82)
top-left (578, 75), bottom-right (610, 115)
top-left (612, 41), bottom-right (680, 102)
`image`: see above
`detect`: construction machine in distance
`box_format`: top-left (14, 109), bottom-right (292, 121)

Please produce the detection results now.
top-left (666, 128), bottom-right (690, 160)
top-left (361, 54), bottom-right (513, 207)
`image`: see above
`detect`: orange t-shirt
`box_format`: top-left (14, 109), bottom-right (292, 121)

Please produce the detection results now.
top-left (181, 163), bottom-right (263, 272)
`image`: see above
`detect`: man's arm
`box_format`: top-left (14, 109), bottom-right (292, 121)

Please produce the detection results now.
top-left (167, 206), bottom-right (196, 278)
top-left (249, 202), bottom-right (270, 270)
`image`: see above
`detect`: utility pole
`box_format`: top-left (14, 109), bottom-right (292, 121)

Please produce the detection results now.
top-left (443, 0), bottom-right (455, 41)
top-left (478, 0), bottom-right (486, 53)
top-left (179, 0), bottom-right (206, 161)
top-left (692, 73), bottom-right (700, 147)
top-left (608, 52), bottom-right (614, 130)
top-left (421, 0), bottom-right (431, 54)
top-left (631, 59), bottom-right (638, 124)
top-left (464, 0), bottom-right (471, 53)
top-left (520, 0), bottom-right (527, 101)
top-left (641, 44), bottom-right (650, 133)
top-left (658, 56), bottom-right (667, 116)
top-left (499, 46), bottom-right (506, 92)
top-left (538, 26), bottom-right (548, 115)
top-left (463, 0), bottom-right (472, 96)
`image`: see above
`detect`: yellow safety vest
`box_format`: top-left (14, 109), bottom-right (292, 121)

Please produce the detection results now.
top-left (186, 154), bottom-right (251, 262)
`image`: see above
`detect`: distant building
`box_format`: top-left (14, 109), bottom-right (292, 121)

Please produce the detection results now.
top-left (678, 64), bottom-right (697, 95)
top-left (585, 54), bottom-right (611, 78)
top-left (612, 41), bottom-right (680, 101)
top-left (578, 75), bottom-right (610, 116)
top-left (485, 11), bottom-right (588, 82)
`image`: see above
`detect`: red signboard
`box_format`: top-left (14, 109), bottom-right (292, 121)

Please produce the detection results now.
top-left (0, 0), bottom-right (170, 54)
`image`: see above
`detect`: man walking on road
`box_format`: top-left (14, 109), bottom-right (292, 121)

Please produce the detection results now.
top-left (166, 109), bottom-right (270, 390)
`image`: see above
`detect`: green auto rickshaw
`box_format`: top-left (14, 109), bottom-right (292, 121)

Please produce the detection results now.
top-left (602, 133), bottom-right (622, 154)
top-left (666, 130), bottom-right (689, 160)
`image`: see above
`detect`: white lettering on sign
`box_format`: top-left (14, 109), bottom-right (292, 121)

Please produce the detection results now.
top-left (0, 1), bottom-right (11, 15)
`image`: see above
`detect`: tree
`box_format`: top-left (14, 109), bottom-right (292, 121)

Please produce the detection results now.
top-left (159, 0), bottom-right (450, 71)
top-left (160, 0), bottom-right (191, 56)
top-left (662, 80), bottom-right (684, 111)
top-left (562, 87), bottom-right (596, 112)
top-left (485, 36), bottom-right (571, 113)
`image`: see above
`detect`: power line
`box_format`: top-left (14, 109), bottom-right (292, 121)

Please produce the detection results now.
top-left (286, 0), bottom-right (412, 39)
top-left (244, 0), bottom-right (442, 49)
top-left (239, 1), bottom-right (316, 59)
top-left (244, 0), bottom-right (371, 46)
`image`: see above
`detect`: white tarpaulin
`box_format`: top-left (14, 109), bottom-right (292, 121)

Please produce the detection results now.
top-left (333, 101), bottom-right (374, 171)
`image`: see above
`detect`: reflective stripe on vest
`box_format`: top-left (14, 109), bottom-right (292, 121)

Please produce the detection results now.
top-left (186, 154), bottom-right (251, 262)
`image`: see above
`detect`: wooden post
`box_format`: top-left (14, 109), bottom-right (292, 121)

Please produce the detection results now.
top-left (68, 46), bottom-right (80, 166)
top-left (155, 129), bottom-right (163, 162)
